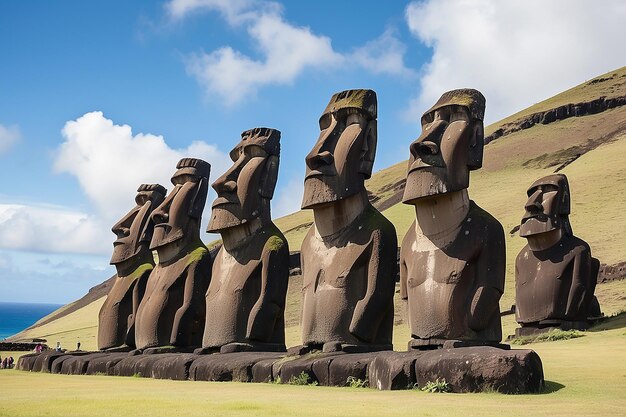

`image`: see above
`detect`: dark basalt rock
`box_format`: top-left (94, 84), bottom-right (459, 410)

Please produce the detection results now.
top-left (190, 352), bottom-right (284, 382)
top-left (368, 351), bottom-right (419, 390)
top-left (50, 352), bottom-right (89, 375)
top-left (16, 353), bottom-right (41, 371)
top-left (151, 353), bottom-right (198, 380)
top-left (85, 352), bottom-right (131, 375)
top-left (15, 349), bottom-right (544, 393)
top-left (413, 347), bottom-right (544, 393)
top-left (369, 348), bottom-right (544, 393)
top-left (33, 351), bottom-right (71, 373)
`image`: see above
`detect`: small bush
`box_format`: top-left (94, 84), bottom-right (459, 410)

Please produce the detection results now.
top-left (346, 376), bottom-right (368, 388)
top-left (421, 379), bottom-right (451, 393)
top-left (288, 371), bottom-right (318, 386)
top-left (132, 372), bottom-right (142, 378)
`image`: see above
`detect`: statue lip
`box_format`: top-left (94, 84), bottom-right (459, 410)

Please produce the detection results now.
top-left (305, 169), bottom-right (335, 179)
top-left (408, 159), bottom-right (441, 173)
top-left (212, 196), bottom-right (237, 208)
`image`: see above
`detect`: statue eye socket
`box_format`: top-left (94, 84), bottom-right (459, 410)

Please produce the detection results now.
top-left (449, 106), bottom-right (469, 123)
top-left (243, 145), bottom-right (267, 158)
top-left (319, 114), bottom-right (332, 130)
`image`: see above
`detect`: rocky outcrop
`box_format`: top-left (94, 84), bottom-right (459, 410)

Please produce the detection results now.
top-left (485, 95), bottom-right (626, 144)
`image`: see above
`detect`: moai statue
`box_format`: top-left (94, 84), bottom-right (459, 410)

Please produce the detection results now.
top-left (98, 184), bottom-right (167, 351)
top-left (400, 89), bottom-right (506, 349)
top-left (201, 128), bottom-right (289, 353)
top-left (299, 89), bottom-right (397, 353)
top-left (515, 174), bottom-right (601, 335)
top-left (134, 158), bottom-right (213, 351)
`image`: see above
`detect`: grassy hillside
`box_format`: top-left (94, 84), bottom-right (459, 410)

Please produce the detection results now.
top-left (8, 66), bottom-right (626, 352)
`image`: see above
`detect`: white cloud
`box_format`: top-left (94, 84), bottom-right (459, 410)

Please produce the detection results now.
top-left (0, 123), bottom-right (21, 154)
top-left (54, 111), bottom-right (230, 222)
top-left (405, 0), bottom-right (626, 123)
top-left (172, 0), bottom-right (412, 105)
top-left (0, 203), bottom-right (108, 255)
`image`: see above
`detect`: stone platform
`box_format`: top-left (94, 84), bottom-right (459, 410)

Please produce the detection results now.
top-left (17, 347), bottom-right (544, 393)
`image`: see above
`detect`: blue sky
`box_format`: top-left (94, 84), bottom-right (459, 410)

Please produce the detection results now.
top-left (1, 0), bottom-right (624, 303)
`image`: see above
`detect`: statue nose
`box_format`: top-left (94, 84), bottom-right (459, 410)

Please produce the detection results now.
top-left (411, 140), bottom-right (439, 158)
top-left (152, 210), bottom-right (169, 224)
top-left (306, 150), bottom-right (334, 170)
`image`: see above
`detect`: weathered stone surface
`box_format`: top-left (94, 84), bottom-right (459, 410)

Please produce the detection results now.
top-left (33, 351), bottom-right (71, 373)
top-left (413, 347), bottom-right (544, 393)
top-left (190, 352), bottom-right (284, 382)
top-left (85, 353), bottom-right (130, 375)
top-left (113, 354), bottom-right (176, 377)
top-left (16, 353), bottom-right (41, 371)
top-left (401, 89), bottom-right (505, 348)
top-left (516, 174), bottom-right (600, 334)
top-left (134, 158), bottom-right (212, 351)
top-left (53, 352), bottom-right (94, 374)
top-left (148, 353), bottom-right (198, 380)
top-left (300, 89), bottom-right (397, 353)
top-left (368, 351), bottom-right (419, 390)
top-left (203, 128), bottom-right (289, 353)
top-left (99, 184), bottom-right (166, 351)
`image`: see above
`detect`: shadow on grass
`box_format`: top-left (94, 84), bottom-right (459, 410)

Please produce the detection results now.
top-left (542, 381), bottom-right (566, 393)
top-left (588, 311), bottom-right (626, 332)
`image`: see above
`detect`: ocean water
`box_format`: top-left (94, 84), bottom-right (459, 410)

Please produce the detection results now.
top-left (0, 302), bottom-right (62, 340)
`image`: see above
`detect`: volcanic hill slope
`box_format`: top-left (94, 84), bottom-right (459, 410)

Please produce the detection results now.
top-left (9, 66), bottom-right (626, 350)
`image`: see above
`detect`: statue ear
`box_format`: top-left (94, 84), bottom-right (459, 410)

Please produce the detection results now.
top-left (259, 155), bottom-right (279, 199)
top-left (139, 194), bottom-right (166, 243)
top-left (468, 120), bottom-right (484, 170)
top-left (188, 177), bottom-right (208, 219)
top-left (559, 186), bottom-right (571, 216)
top-left (359, 119), bottom-right (377, 179)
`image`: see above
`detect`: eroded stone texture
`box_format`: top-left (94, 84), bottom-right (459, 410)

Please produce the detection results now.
top-left (515, 174), bottom-right (601, 335)
top-left (203, 128), bottom-right (289, 353)
top-left (369, 348), bottom-right (544, 393)
top-left (190, 352), bottom-right (284, 382)
top-left (300, 89), bottom-right (397, 353)
top-left (98, 184), bottom-right (167, 351)
top-left (400, 89), bottom-right (506, 348)
top-left (134, 158), bottom-right (213, 350)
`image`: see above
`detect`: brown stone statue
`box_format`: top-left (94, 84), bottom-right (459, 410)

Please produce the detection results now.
top-left (400, 89), bottom-right (506, 349)
top-left (201, 127), bottom-right (289, 353)
top-left (299, 89), bottom-right (397, 353)
top-left (515, 174), bottom-right (601, 335)
top-left (98, 184), bottom-right (167, 351)
top-left (134, 158), bottom-right (213, 351)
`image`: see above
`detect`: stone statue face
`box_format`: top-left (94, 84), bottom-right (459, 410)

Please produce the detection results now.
top-left (302, 89), bottom-right (377, 209)
top-left (110, 185), bottom-right (166, 265)
top-left (207, 128), bottom-right (280, 232)
top-left (150, 159), bottom-right (209, 251)
top-left (402, 89), bottom-right (485, 204)
top-left (519, 174), bottom-right (570, 237)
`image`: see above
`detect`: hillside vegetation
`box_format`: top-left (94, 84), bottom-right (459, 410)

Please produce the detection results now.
top-left (8, 66), bottom-right (626, 352)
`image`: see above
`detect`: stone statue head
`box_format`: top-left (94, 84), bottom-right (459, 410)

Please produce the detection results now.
top-left (402, 89), bottom-right (485, 204)
top-left (150, 158), bottom-right (210, 257)
top-left (207, 127), bottom-right (280, 232)
top-left (110, 184), bottom-right (167, 266)
top-left (519, 173), bottom-right (572, 237)
top-left (301, 89), bottom-right (377, 209)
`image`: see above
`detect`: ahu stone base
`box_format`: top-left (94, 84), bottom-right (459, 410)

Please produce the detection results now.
top-left (17, 346), bottom-right (544, 393)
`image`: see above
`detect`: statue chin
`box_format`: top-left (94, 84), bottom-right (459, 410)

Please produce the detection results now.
top-left (519, 218), bottom-right (557, 238)
top-left (207, 207), bottom-right (249, 232)
top-left (301, 177), bottom-right (362, 209)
